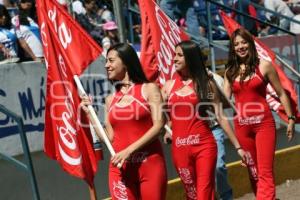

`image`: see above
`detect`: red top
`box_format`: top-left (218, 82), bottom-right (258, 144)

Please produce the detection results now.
top-left (232, 67), bottom-right (272, 120)
top-left (108, 84), bottom-right (162, 154)
top-left (167, 78), bottom-right (211, 138)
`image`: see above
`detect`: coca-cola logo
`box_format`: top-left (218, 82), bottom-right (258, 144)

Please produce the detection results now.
top-left (155, 3), bottom-right (182, 84)
top-left (113, 181), bottom-right (128, 200)
top-left (41, 2), bottom-right (82, 166)
top-left (177, 168), bottom-right (197, 199)
top-left (238, 114), bottom-right (264, 125)
top-left (175, 134), bottom-right (200, 147)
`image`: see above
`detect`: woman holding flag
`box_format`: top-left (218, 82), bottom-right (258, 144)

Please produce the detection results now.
top-left (81, 43), bottom-right (167, 200)
top-left (161, 40), bottom-right (248, 200)
top-left (224, 28), bottom-right (295, 199)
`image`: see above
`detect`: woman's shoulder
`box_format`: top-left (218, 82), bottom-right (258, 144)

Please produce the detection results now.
top-left (258, 58), bottom-right (274, 74)
top-left (259, 58), bottom-right (272, 66)
top-left (143, 82), bottom-right (160, 92)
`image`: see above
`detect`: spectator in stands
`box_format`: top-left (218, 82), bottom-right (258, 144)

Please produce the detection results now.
top-left (74, 0), bottom-right (103, 46)
top-left (232, 0), bottom-right (259, 36)
top-left (290, 13), bottom-right (300, 33)
top-left (160, 0), bottom-right (202, 43)
top-left (259, 0), bottom-right (294, 33)
top-left (11, 0), bottom-right (43, 61)
top-left (72, 0), bottom-right (86, 15)
top-left (0, 4), bottom-right (19, 63)
top-left (102, 21), bottom-right (119, 45)
top-left (83, 0), bottom-right (102, 27)
top-left (99, 4), bottom-right (114, 23)
top-left (194, 0), bottom-right (229, 40)
top-left (0, 0), bottom-right (16, 8)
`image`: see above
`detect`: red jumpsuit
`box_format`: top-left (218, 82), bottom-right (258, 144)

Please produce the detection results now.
top-left (232, 68), bottom-right (276, 200)
top-left (108, 84), bottom-right (167, 200)
top-left (167, 78), bottom-right (217, 200)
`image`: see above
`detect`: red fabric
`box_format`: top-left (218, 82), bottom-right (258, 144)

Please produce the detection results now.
top-left (108, 84), bottom-right (167, 199)
top-left (138, 0), bottom-right (189, 85)
top-left (220, 10), bottom-right (300, 123)
top-left (234, 116), bottom-right (276, 199)
top-left (168, 78), bottom-right (212, 136)
top-left (232, 68), bottom-right (271, 118)
top-left (168, 77), bottom-right (217, 200)
top-left (37, 0), bottom-right (101, 186)
top-left (232, 68), bottom-right (276, 198)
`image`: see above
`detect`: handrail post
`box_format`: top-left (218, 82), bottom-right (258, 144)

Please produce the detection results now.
top-left (17, 117), bottom-right (40, 200)
top-left (127, 0), bottom-right (134, 43)
top-left (206, 1), bottom-right (216, 72)
top-left (0, 105), bottom-right (40, 200)
top-left (112, 0), bottom-right (126, 42)
top-left (237, 0), bottom-right (245, 27)
top-left (294, 35), bottom-right (300, 106)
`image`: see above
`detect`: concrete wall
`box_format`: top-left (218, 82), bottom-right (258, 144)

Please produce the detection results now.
top-left (0, 57), bottom-right (110, 156)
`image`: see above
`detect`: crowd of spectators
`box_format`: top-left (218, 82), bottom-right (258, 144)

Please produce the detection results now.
top-left (0, 0), bottom-right (43, 64)
top-left (1, 0), bottom-right (300, 65)
top-left (72, 0), bottom-right (120, 57)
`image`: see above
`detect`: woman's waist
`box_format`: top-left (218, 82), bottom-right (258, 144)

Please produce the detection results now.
top-left (113, 139), bottom-right (163, 155)
top-left (234, 112), bottom-right (274, 126)
top-left (172, 131), bottom-right (215, 148)
top-left (171, 118), bottom-right (210, 132)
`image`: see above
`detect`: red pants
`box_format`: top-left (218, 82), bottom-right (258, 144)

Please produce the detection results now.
top-left (235, 116), bottom-right (276, 200)
top-left (108, 153), bottom-right (167, 200)
top-left (172, 133), bottom-right (217, 200)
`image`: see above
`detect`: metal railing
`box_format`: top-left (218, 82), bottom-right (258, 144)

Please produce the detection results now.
top-left (0, 104), bottom-right (40, 200)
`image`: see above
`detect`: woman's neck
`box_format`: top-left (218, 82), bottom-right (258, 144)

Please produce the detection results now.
top-left (178, 71), bottom-right (191, 81)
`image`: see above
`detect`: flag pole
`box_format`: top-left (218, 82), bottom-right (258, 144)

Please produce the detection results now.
top-left (74, 75), bottom-right (122, 168)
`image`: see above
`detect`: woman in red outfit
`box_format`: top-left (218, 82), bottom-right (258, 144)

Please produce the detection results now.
top-left (161, 40), bottom-right (248, 200)
top-left (224, 28), bottom-right (295, 200)
top-left (81, 43), bottom-right (167, 200)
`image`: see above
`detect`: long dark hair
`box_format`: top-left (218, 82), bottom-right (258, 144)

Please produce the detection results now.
top-left (225, 28), bottom-right (259, 84)
top-left (107, 43), bottom-right (148, 89)
top-left (176, 41), bottom-right (212, 117)
top-left (0, 5), bottom-right (12, 29)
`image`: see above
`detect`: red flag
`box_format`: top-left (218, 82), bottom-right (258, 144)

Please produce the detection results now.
top-left (138, 0), bottom-right (189, 84)
top-left (36, 0), bottom-right (102, 185)
top-left (220, 11), bottom-right (300, 122)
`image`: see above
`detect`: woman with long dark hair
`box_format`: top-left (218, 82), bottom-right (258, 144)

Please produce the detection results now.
top-left (81, 43), bottom-right (167, 200)
top-left (224, 28), bottom-right (295, 199)
top-left (161, 40), bottom-right (247, 199)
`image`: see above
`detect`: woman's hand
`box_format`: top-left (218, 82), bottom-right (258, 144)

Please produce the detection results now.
top-left (80, 94), bottom-right (92, 114)
top-left (287, 120), bottom-right (295, 141)
top-left (237, 148), bottom-right (250, 167)
top-left (1, 46), bottom-right (11, 59)
top-left (111, 148), bottom-right (133, 167)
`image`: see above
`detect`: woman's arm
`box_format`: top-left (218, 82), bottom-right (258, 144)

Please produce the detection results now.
top-left (80, 94), bottom-right (114, 141)
top-left (111, 83), bottom-right (165, 166)
top-left (103, 95), bottom-right (114, 141)
top-left (18, 38), bottom-right (39, 61)
top-left (210, 81), bottom-right (249, 163)
top-left (261, 60), bottom-right (295, 141)
top-left (223, 70), bottom-right (232, 99)
top-left (160, 80), bottom-right (173, 144)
